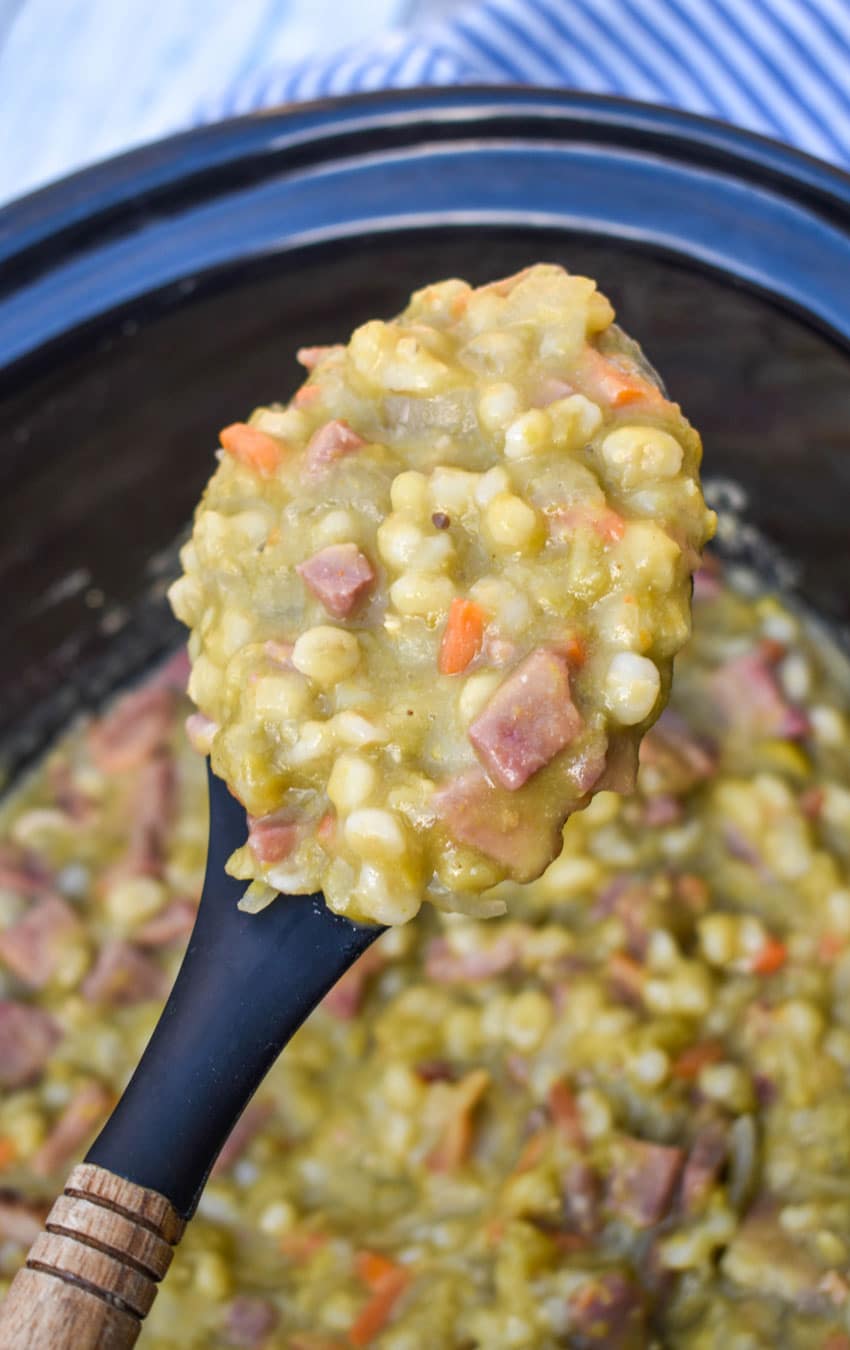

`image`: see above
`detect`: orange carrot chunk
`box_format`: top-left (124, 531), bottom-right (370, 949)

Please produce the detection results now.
top-left (670, 1040), bottom-right (724, 1081)
top-left (350, 1256), bottom-right (410, 1346)
top-left (578, 347), bottom-right (666, 409)
top-left (747, 937), bottom-right (787, 976)
top-left (219, 422), bottom-right (282, 477)
top-left (438, 598), bottom-right (487, 675)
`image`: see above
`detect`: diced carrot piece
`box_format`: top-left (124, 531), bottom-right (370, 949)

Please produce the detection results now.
top-left (279, 1230), bottom-right (328, 1263)
top-left (608, 952), bottom-right (645, 1000)
top-left (670, 1040), bottom-right (724, 1081)
top-left (425, 1068), bottom-right (489, 1172)
top-left (513, 1128), bottom-right (552, 1175)
top-left (355, 1251), bottom-right (399, 1291)
top-left (557, 633), bottom-right (588, 668)
top-left (0, 1137), bottom-right (17, 1170)
top-left (579, 347), bottom-right (665, 409)
top-left (547, 1080), bottom-right (584, 1148)
top-left (747, 937), bottom-right (787, 975)
top-left (593, 508), bottom-right (626, 543)
top-left (438, 598), bottom-right (487, 675)
top-left (219, 423), bottom-right (282, 477)
top-left (350, 1260), bottom-right (410, 1346)
top-left (316, 812), bottom-right (337, 843)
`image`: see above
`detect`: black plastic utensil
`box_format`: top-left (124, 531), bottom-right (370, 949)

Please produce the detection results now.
top-left (87, 763), bottom-right (383, 1217)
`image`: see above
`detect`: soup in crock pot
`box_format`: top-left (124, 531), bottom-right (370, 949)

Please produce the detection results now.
top-left (2, 559), bottom-right (850, 1347)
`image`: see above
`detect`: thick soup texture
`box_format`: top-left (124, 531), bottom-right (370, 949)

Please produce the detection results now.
top-left (2, 568), bottom-right (850, 1347)
top-left (169, 266), bottom-right (714, 924)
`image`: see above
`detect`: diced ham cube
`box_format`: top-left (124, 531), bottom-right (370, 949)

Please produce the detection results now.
top-left (680, 1122), bottom-right (729, 1213)
top-left (563, 1160), bottom-right (601, 1236)
top-left (469, 649), bottom-right (582, 791)
top-left (643, 794), bottom-right (683, 826)
top-left (0, 1000), bottom-right (62, 1088)
top-left (296, 345), bottom-right (343, 370)
top-left (709, 649), bottom-right (808, 739)
top-left (304, 419), bottom-right (366, 476)
top-left (212, 1100), bottom-right (274, 1176)
top-left (0, 1194), bottom-right (47, 1245)
top-left (149, 646), bottom-right (191, 692)
top-left (321, 946), bottom-right (385, 1020)
top-left (185, 712), bottom-right (218, 755)
top-left (135, 898), bottom-right (198, 947)
top-left (0, 894), bottom-right (81, 989)
top-left (639, 709), bottom-right (717, 796)
top-left (607, 1136), bottom-right (685, 1228)
top-left (89, 685), bottom-right (175, 773)
top-left (425, 934), bottom-right (520, 983)
top-left (531, 375), bottom-right (574, 408)
top-left (247, 811), bottom-right (301, 865)
top-left (567, 1270), bottom-right (646, 1348)
top-left (432, 769), bottom-right (561, 880)
top-left (224, 1295), bottom-right (279, 1347)
top-left (32, 1081), bottom-right (113, 1177)
top-left (125, 751), bottom-right (176, 877)
top-left (297, 543), bottom-right (375, 619)
top-left (82, 939), bottom-right (167, 1006)
top-left (0, 844), bottom-right (53, 898)
top-left (593, 877), bottom-right (655, 958)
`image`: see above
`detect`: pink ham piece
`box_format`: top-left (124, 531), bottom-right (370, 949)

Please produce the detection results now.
top-left (432, 769), bottom-right (560, 880)
top-left (223, 1295), bottom-right (279, 1347)
top-left (680, 1122), bottom-right (729, 1213)
top-left (89, 685), bottom-right (175, 773)
top-left (296, 344), bottom-right (343, 370)
top-left (304, 419), bottom-right (366, 476)
top-left (531, 375), bottom-right (574, 408)
top-left (469, 648), bottom-right (582, 790)
top-left (82, 939), bottom-right (167, 1006)
top-left (135, 898), bottom-right (198, 947)
top-left (607, 1136), bottom-right (685, 1228)
top-left (0, 894), bottom-right (82, 989)
top-left (567, 1270), bottom-right (646, 1348)
top-left (0, 1000), bottom-right (62, 1088)
top-left (297, 543), bottom-right (376, 619)
top-left (185, 712), bottom-right (218, 754)
top-left (709, 647), bottom-right (808, 739)
top-left (212, 1100), bottom-right (274, 1176)
top-left (0, 844), bottom-right (53, 898)
top-left (32, 1081), bottom-right (113, 1177)
top-left (126, 751), bottom-right (176, 877)
top-left (425, 933), bottom-right (520, 983)
top-left (247, 811), bottom-right (301, 865)
top-left (639, 709), bottom-right (717, 796)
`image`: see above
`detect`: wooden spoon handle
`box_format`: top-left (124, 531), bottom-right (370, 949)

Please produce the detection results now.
top-left (0, 1163), bottom-right (185, 1348)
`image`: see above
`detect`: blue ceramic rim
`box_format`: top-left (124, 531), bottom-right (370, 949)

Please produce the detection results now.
top-left (1, 86), bottom-right (849, 371)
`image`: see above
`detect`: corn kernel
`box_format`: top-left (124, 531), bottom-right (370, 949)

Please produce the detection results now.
top-left (252, 672), bottom-right (312, 720)
top-left (600, 425), bottom-right (683, 486)
top-left (345, 808), bottom-right (408, 860)
top-left (503, 409), bottom-right (552, 461)
top-left (604, 651), bottom-right (661, 724)
top-left (292, 626), bottom-right (360, 687)
top-left (390, 572), bottom-right (455, 619)
top-left (483, 493), bottom-right (540, 554)
top-left (377, 514), bottom-right (424, 569)
top-left (390, 470), bottom-right (430, 517)
top-left (478, 382), bottom-right (522, 432)
top-left (327, 753), bottom-right (377, 812)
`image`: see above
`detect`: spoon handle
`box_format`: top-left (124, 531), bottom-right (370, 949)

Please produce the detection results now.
top-left (0, 1164), bottom-right (183, 1348)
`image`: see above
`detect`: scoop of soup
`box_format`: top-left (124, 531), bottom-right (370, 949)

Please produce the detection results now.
top-left (170, 265), bottom-right (714, 923)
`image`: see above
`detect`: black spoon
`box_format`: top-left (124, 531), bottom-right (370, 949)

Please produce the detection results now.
top-left (0, 764), bottom-right (383, 1348)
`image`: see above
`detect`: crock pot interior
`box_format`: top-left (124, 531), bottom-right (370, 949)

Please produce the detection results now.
top-left (2, 228), bottom-right (849, 774)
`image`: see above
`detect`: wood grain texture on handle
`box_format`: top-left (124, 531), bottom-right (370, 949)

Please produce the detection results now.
top-left (0, 1163), bottom-right (185, 1349)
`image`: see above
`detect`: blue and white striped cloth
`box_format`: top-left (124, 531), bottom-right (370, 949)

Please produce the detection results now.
top-left (1, 0), bottom-right (849, 207)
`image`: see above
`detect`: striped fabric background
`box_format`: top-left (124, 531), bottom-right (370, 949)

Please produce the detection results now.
top-left (1, 0), bottom-right (849, 207)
